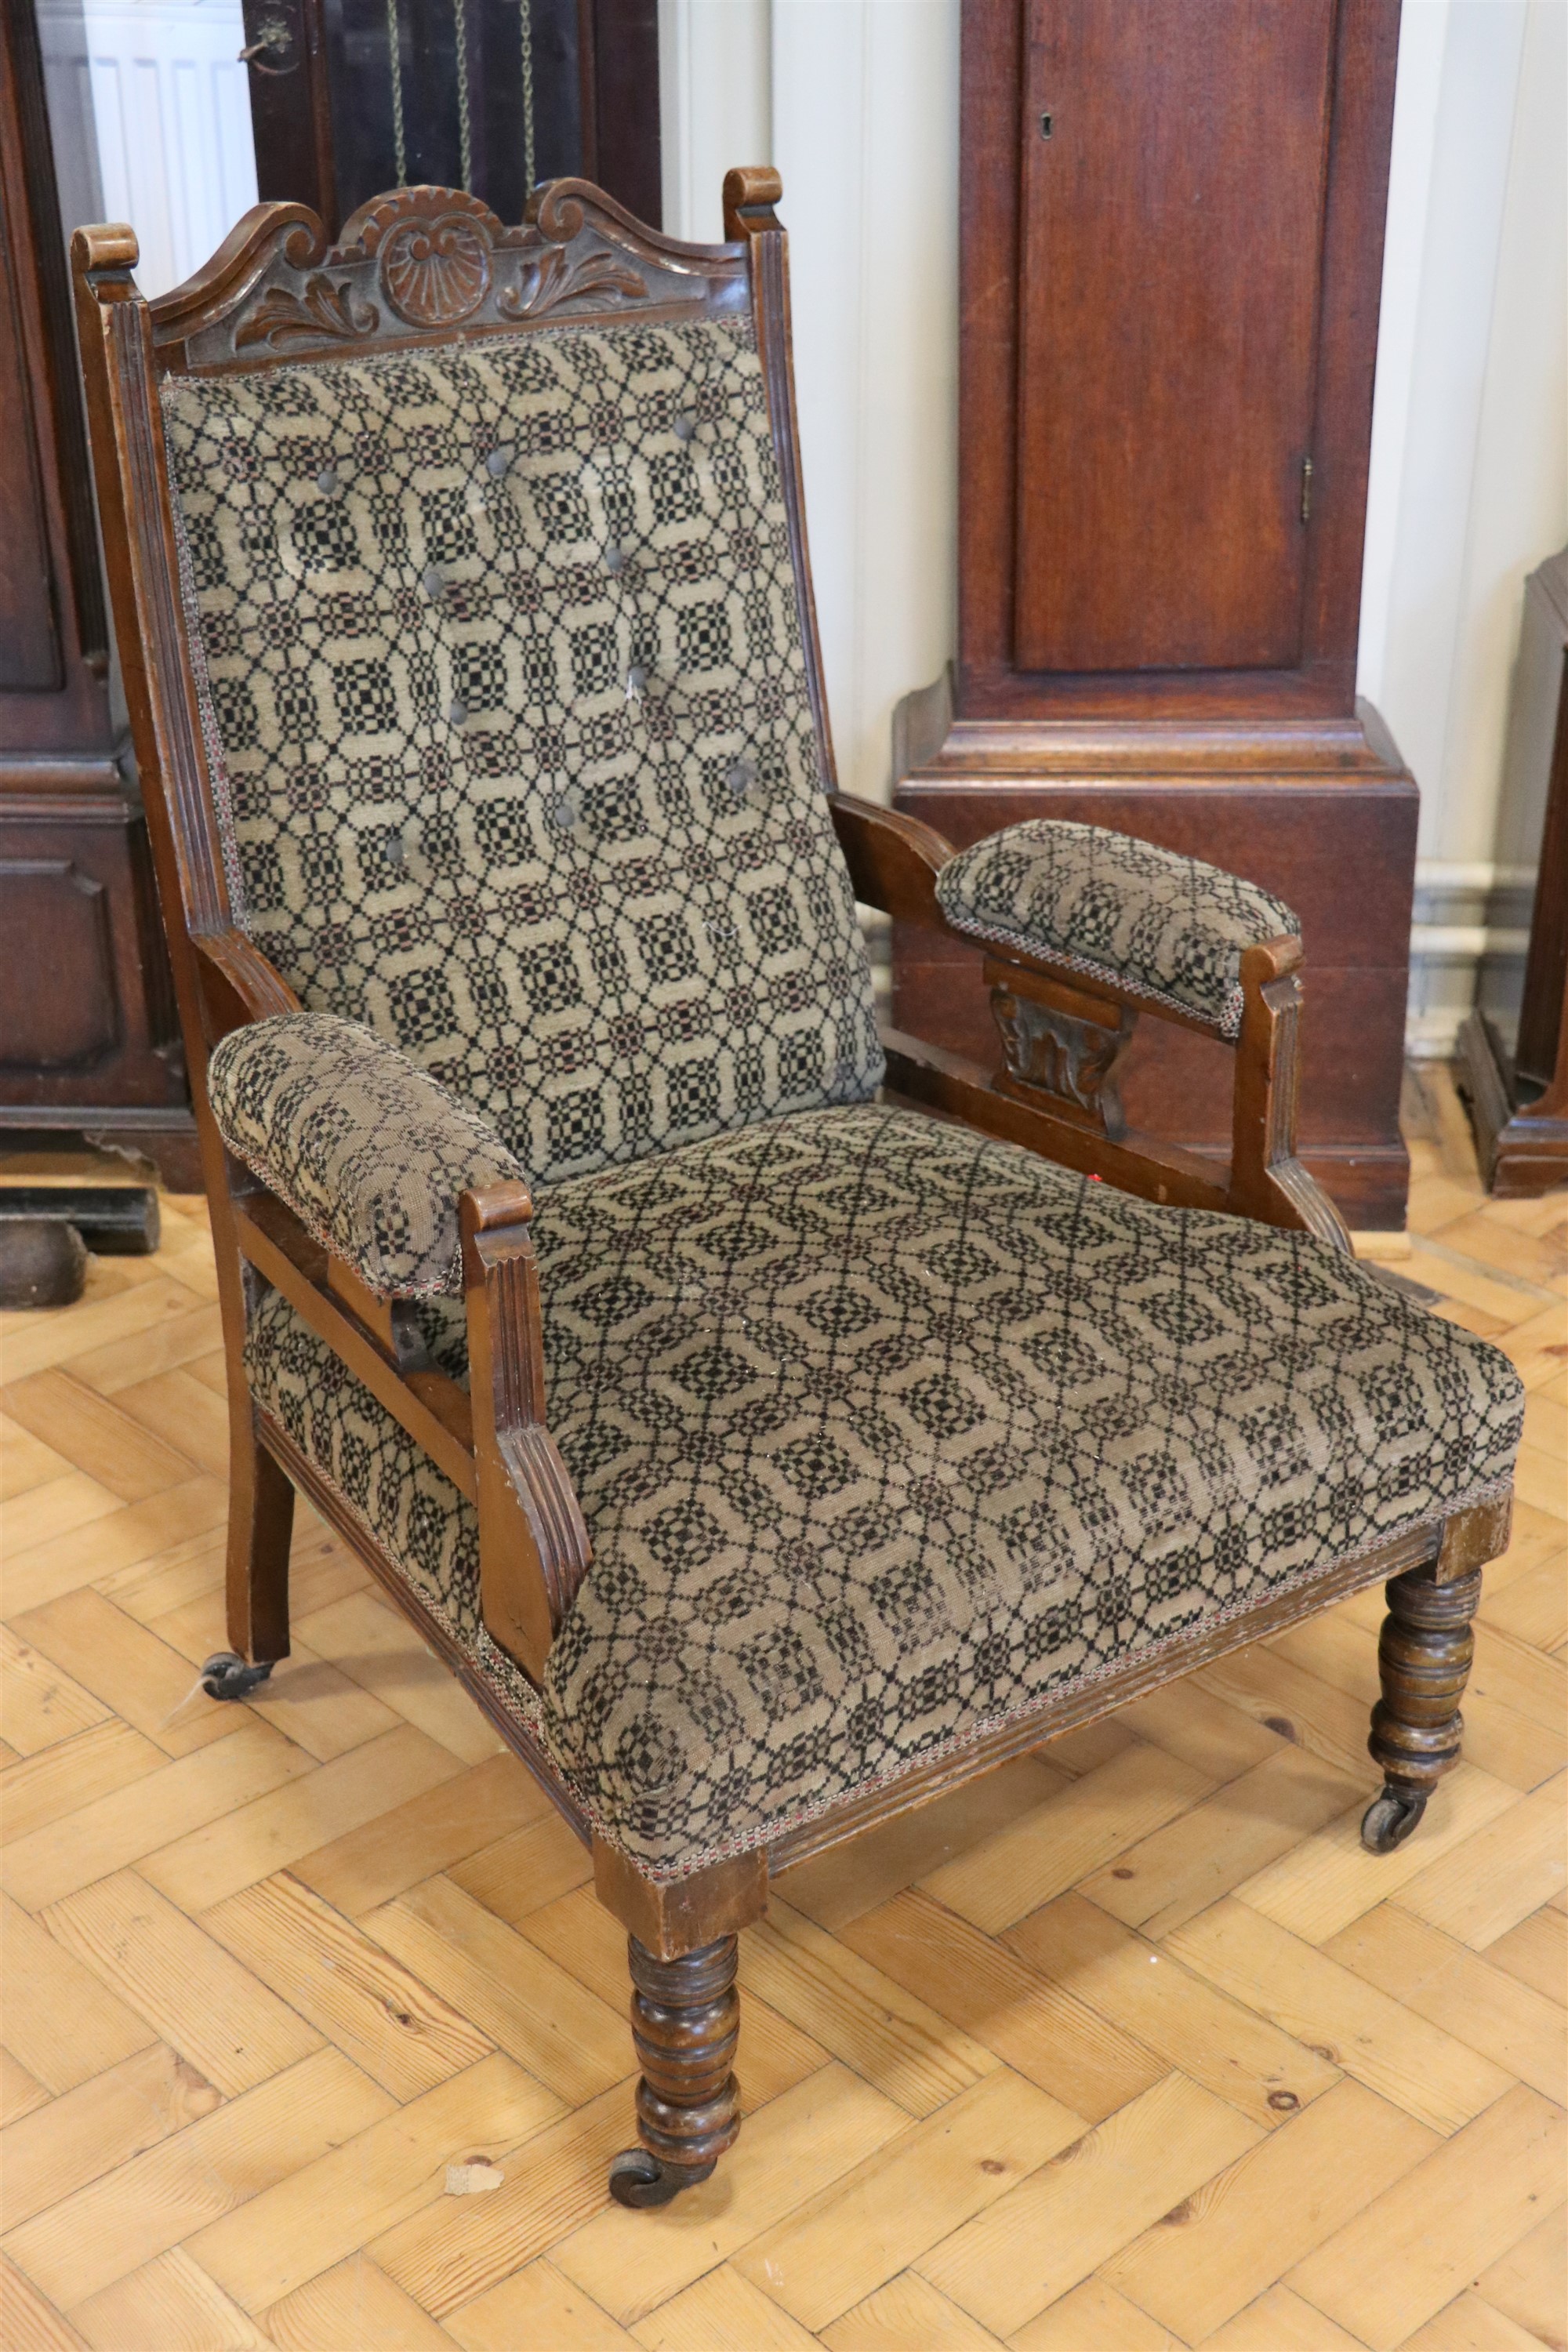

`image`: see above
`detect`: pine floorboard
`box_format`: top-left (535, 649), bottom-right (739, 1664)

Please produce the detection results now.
top-left (2, 1070), bottom-right (1563, 2349)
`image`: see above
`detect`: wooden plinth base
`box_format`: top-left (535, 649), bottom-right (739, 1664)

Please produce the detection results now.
top-left (0, 1110), bottom-right (203, 1193)
top-left (1455, 1011), bottom-right (1568, 1199)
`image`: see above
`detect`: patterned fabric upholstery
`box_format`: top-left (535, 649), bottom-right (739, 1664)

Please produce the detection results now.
top-left (243, 1105), bottom-right (1523, 1876)
top-left (209, 1011), bottom-right (524, 1296)
top-left (161, 319), bottom-right (882, 1190)
top-left (936, 821), bottom-right (1301, 1038)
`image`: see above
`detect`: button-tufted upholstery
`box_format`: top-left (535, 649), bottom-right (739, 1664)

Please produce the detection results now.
top-left (162, 319), bottom-right (882, 1191)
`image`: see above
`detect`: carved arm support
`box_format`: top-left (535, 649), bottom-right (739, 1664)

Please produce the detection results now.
top-left (830, 793), bottom-right (1351, 1249)
top-left (461, 1186), bottom-right (592, 1682)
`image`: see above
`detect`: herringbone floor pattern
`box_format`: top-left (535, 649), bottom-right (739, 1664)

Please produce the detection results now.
top-left (1, 1066), bottom-right (1563, 2352)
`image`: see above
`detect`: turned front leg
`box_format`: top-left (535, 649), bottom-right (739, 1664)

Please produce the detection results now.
top-left (608, 1935), bottom-right (741, 2208)
top-left (1363, 1563), bottom-right (1482, 1852)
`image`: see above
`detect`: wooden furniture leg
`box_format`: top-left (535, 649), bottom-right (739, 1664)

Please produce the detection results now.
top-left (1363, 1563), bottom-right (1482, 1851)
top-left (593, 1837), bottom-right (764, 2203)
top-left (216, 1409), bottom-right (293, 1696)
top-left (609, 1935), bottom-right (742, 2208)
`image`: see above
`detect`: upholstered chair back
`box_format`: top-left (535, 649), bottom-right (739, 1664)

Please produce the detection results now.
top-left (161, 311), bottom-right (882, 1186)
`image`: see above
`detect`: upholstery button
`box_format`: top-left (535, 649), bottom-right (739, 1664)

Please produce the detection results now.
top-left (604, 543), bottom-right (625, 574)
top-left (674, 415), bottom-right (696, 443)
top-left (726, 757), bottom-right (757, 799)
top-left (448, 700), bottom-right (467, 727)
top-left (484, 447), bottom-right (512, 478)
top-left (315, 466), bottom-right (339, 495)
top-left (550, 793), bottom-right (576, 829)
top-left (421, 566), bottom-right (445, 601)
top-left (625, 666), bottom-right (646, 702)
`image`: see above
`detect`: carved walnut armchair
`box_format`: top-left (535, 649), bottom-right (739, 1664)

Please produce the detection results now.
top-left (73, 170), bottom-right (1523, 2208)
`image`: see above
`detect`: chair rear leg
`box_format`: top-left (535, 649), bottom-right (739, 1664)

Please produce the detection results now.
top-left (608, 1935), bottom-right (741, 2207)
top-left (1363, 1563), bottom-right (1482, 1852)
top-left (216, 1404), bottom-right (293, 1694)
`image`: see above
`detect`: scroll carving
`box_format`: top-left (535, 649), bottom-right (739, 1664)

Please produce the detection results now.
top-left (991, 985), bottom-right (1136, 1140)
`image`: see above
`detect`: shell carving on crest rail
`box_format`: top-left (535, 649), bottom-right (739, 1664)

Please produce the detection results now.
top-left (156, 181), bottom-right (748, 371)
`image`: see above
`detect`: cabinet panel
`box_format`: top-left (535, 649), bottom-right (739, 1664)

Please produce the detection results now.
top-left (0, 0), bottom-right (197, 1183)
top-left (0, 859), bottom-right (118, 1068)
top-left (0, 803), bottom-right (186, 1110)
top-left (1014, 0), bottom-right (1334, 676)
top-left (901, 0), bottom-right (1409, 1225)
top-left (0, 215), bottom-right (63, 691)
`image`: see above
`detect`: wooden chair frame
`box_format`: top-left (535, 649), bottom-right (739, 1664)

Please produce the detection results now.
top-left (72, 167), bottom-right (1512, 2207)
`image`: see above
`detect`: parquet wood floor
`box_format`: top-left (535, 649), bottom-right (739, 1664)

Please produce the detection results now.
top-left (2, 1065), bottom-right (1563, 2351)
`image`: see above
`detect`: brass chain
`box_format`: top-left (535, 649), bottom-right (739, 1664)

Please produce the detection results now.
top-left (454, 0), bottom-right (474, 191)
top-left (385, 0), bottom-right (408, 183)
top-left (521, 0), bottom-right (536, 195)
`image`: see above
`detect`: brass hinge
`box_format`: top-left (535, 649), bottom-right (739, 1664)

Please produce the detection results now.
top-left (1301, 457), bottom-right (1314, 524)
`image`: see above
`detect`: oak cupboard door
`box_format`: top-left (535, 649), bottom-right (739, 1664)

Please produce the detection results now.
top-left (1014, 0), bottom-right (1335, 677)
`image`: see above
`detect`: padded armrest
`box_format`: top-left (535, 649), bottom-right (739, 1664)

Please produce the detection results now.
top-left (935, 820), bottom-right (1300, 1040)
top-left (207, 1012), bottom-right (525, 1298)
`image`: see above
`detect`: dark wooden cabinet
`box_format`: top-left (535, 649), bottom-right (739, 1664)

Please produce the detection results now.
top-left (895, 0), bottom-right (1415, 1229)
top-left (1457, 550), bottom-right (1568, 1194)
top-left (241, 0), bottom-right (659, 240)
top-left (0, 0), bottom-right (197, 1185)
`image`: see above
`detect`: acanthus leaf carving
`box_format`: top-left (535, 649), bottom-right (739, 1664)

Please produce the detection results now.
top-left (234, 274), bottom-right (379, 351)
top-left (499, 242), bottom-right (646, 321)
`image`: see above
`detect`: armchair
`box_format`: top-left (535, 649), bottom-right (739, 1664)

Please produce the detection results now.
top-left (73, 168), bottom-right (1522, 2210)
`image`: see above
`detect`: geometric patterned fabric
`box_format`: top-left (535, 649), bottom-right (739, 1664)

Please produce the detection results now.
top-left (936, 819), bottom-right (1302, 1038)
top-left (161, 318), bottom-right (882, 1189)
top-left (243, 1105), bottom-right (1523, 1875)
top-left (208, 1011), bottom-right (524, 1296)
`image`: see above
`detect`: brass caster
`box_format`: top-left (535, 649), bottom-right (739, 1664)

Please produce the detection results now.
top-left (608, 2147), bottom-right (713, 2209)
top-left (1360, 1783), bottom-right (1428, 1854)
top-left (200, 1652), bottom-right (274, 1702)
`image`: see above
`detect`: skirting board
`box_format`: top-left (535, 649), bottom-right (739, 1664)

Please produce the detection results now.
top-left (1406, 860), bottom-right (1536, 1061)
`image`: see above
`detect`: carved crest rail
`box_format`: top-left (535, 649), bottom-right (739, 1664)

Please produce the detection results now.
top-left (149, 182), bottom-right (750, 373)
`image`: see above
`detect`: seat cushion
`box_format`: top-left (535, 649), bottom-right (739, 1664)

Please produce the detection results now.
top-left (244, 1107), bottom-right (1522, 1876)
top-left (161, 318), bottom-right (881, 1190)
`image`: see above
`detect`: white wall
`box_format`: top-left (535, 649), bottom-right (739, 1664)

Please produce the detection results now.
top-left (660, 0), bottom-right (959, 806)
top-left (1359, 0), bottom-right (1568, 1056)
